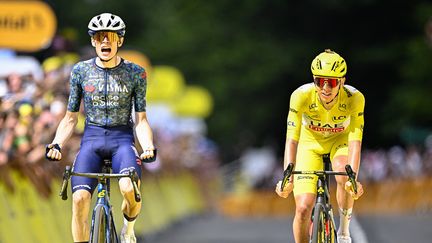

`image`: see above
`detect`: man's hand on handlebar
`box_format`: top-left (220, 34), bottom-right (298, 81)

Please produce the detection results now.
top-left (45, 144), bottom-right (62, 161)
top-left (275, 180), bottom-right (294, 198)
top-left (345, 180), bottom-right (364, 200)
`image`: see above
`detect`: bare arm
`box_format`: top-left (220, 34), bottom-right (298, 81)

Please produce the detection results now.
top-left (46, 111), bottom-right (78, 160)
top-left (134, 111), bottom-right (155, 159)
top-left (348, 140), bottom-right (362, 179)
top-left (276, 137), bottom-right (298, 197)
top-left (283, 138), bottom-right (298, 170)
top-left (52, 111), bottom-right (79, 147)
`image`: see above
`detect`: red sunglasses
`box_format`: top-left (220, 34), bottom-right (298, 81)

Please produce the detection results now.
top-left (313, 77), bottom-right (340, 88)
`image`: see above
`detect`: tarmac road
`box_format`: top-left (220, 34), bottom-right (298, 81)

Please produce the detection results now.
top-left (142, 212), bottom-right (432, 243)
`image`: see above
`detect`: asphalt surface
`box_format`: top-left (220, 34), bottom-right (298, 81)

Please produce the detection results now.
top-left (141, 212), bottom-right (432, 243)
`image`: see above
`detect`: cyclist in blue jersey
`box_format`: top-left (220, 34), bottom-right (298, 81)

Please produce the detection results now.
top-left (46, 13), bottom-right (155, 243)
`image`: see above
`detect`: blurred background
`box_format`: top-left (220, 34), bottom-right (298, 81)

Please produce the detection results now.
top-left (0, 0), bottom-right (431, 242)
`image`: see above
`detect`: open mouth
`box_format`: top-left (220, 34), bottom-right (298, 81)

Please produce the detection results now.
top-left (101, 47), bottom-right (111, 54)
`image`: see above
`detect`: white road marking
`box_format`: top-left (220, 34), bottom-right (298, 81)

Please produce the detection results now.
top-left (351, 215), bottom-right (369, 243)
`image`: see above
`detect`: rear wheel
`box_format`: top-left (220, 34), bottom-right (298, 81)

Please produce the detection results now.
top-left (90, 205), bottom-right (107, 243)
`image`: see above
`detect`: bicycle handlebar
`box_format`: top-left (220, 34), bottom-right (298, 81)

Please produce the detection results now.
top-left (281, 163), bottom-right (358, 194)
top-left (59, 166), bottom-right (142, 202)
top-left (46, 146), bottom-right (158, 164)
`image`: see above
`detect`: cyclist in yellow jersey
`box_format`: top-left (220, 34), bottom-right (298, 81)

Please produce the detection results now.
top-left (275, 49), bottom-right (364, 243)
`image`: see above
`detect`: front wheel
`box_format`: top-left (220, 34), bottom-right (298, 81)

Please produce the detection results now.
top-left (311, 204), bottom-right (327, 243)
top-left (90, 205), bottom-right (107, 243)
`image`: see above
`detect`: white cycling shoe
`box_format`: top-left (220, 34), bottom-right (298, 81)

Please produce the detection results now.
top-left (337, 234), bottom-right (352, 243)
top-left (120, 233), bottom-right (137, 243)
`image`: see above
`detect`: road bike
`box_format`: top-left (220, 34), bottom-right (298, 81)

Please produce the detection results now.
top-left (59, 159), bottom-right (143, 243)
top-left (281, 155), bottom-right (357, 243)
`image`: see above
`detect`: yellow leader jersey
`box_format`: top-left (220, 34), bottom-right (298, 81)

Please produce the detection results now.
top-left (286, 83), bottom-right (365, 143)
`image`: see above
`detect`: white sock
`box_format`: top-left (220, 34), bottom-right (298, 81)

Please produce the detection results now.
top-left (123, 217), bottom-right (136, 235)
top-left (338, 208), bottom-right (352, 236)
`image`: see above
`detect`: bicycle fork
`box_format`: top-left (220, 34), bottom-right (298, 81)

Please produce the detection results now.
top-left (90, 183), bottom-right (118, 243)
top-left (311, 180), bottom-right (337, 242)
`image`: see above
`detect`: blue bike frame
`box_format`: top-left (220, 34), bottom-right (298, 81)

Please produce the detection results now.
top-left (89, 179), bottom-right (118, 242)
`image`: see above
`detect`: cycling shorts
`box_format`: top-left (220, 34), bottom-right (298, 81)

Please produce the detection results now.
top-left (293, 133), bottom-right (349, 196)
top-left (71, 125), bottom-right (142, 193)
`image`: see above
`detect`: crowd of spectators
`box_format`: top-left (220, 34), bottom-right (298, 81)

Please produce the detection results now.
top-left (233, 139), bottom-right (432, 192)
top-left (359, 141), bottom-right (432, 183)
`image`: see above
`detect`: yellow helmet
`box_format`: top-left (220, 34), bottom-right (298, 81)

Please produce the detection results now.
top-left (311, 49), bottom-right (347, 78)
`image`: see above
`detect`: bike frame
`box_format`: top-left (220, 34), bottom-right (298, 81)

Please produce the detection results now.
top-left (281, 157), bottom-right (357, 243)
top-left (59, 161), bottom-right (141, 243)
top-left (89, 164), bottom-right (118, 243)
top-left (312, 170), bottom-right (338, 243)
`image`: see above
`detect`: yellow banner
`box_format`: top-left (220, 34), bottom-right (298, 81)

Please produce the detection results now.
top-left (0, 1), bottom-right (57, 52)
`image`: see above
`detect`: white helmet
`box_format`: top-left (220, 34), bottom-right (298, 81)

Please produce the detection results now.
top-left (88, 13), bottom-right (126, 37)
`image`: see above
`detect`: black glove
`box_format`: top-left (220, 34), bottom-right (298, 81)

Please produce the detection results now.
top-left (45, 144), bottom-right (62, 161)
top-left (142, 148), bottom-right (157, 163)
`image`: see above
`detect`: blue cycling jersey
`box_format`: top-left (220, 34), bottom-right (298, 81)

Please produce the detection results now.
top-left (67, 58), bottom-right (147, 127)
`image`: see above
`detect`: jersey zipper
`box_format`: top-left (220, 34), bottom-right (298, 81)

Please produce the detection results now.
top-left (104, 69), bottom-right (109, 126)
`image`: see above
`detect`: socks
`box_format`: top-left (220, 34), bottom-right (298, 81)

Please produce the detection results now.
top-left (122, 214), bottom-right (137, 235)
top-left (338, 208), bottom-right (352, 236)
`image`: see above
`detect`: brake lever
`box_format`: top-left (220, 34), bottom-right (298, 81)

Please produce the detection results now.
top-left (281, 163), bottom-right (294, 191)
top-left (344, 165), bottom-right (358, 194)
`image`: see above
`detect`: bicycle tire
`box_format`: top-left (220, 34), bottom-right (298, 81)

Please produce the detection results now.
top-left (109, 210), bottom-right (119, 243)
top-left (328, 221), bottom-right (336, 243)
top-left (311, 204), bottom-right (326, 243)
top-left (90, 205), bottom-right (107, 243)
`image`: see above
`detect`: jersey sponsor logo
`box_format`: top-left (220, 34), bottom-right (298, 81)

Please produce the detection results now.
top-left (308, 121), bottom-right (345, 133)
top-left (287, 121), bottom-right (296, 127)
top-left (332, 115), bottom-right (347, 122)
top-left (91, 95), bottom-right (120, 107)
top-left (298, 175), bottom-right (314, 180)
top-left (338, 103), bottom-right (347, 111)
top-left (309, 103), bottom-right (317, 111)
top-left (335, 143), bottom-right (348, 150)
top-left (97, 82), bottom-right (129, 93)
top-left (84, 85), bottom-right (96, 93)
top-left (309, 125), bottom-right (345, 133)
